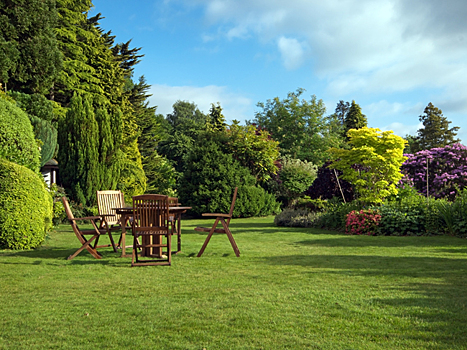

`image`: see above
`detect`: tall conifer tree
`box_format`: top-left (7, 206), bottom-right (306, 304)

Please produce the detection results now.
top-left (413, 102), bottom-right (460, 151)
top-left (343, 100), bottom-right (367, 138)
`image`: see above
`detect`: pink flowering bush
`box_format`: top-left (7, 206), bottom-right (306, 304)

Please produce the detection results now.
top-left (345, 209), bottom-right (381, 235)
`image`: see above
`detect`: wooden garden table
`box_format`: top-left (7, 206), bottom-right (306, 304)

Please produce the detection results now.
top-left (113, 206), bottom-right (191, 257)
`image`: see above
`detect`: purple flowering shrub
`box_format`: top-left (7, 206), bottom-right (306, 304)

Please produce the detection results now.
top-left (402, 143), bottom-right (467, 200)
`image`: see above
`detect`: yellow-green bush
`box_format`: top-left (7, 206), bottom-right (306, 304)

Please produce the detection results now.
top-left (0, 95), bottom-right (40, 172)
top-left (0, 159), bottom-right (53, 249)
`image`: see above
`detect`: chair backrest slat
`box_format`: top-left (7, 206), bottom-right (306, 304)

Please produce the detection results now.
top-left (228, 187), bottom-right (238, 217)
top-left (97, 190), bottom-right (125, 226)
top-left (132, 194), bottom-right (170, 233)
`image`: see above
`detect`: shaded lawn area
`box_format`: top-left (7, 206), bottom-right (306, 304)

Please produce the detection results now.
top-left (1, 216), bottom-right (467, 349)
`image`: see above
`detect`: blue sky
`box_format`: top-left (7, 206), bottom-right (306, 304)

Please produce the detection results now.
top-left (91, 0), bottom-right (467, 142)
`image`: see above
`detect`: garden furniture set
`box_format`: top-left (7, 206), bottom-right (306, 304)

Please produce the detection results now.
top-left (62, 187), bottom-right (240, 265)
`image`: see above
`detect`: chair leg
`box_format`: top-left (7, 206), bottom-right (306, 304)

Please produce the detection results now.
top-left (220, 218), bottom-right (240, 257)
top-left (68, 235), bottom-right (101, 260)
top-left (197, 218), bottom-right (220, 257)
top-left (131, 234), bottom-right (138, 266)
top-left (108, 232), bottom-right (117, 252)
top-left (177, 216), bottom-right (182, 253)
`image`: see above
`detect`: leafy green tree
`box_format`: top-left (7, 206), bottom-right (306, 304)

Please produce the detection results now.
top-left (0, 0), bottom-right (62, 94)
top-left (158, 101), bottom-right (208, 172)
top-left (344, 100), bottom-right (367, 138)
top-left (268, 157), bottom-right (317, 207)
top-left (412, 102), bottom-right (460, 151)
top-left (131, 77), bottom-right (176, 196)
top-left (329, 127), bottom-right (407, 204)
top-left (403, 134), bottom-right (417, 154)
top-left (227, 121), bottom-right (279, 183)
top-left (252, 88), bottom-right (343, 165)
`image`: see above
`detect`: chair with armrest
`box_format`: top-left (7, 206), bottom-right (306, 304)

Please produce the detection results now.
top-left (96, 190), bottom-right (131, 248)
top-left (131, 194), bottom-right (172, 267)
top-left (62, 196), bottom-right (117, 260)
top-left (194, 187), bottom-right (240, 257)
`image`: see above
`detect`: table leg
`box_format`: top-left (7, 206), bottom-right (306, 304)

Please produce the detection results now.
top-left (120, 214), bottom-right (127, 258)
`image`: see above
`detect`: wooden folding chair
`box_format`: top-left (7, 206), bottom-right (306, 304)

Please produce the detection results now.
top-left (195, 187), bottom-right (240, 257)
top-left (131, 194), bottom-right (172, 267)
top-left (96, 190), bottom-right (130, 248)
top-left (62, 197), bottom-right (117, 260)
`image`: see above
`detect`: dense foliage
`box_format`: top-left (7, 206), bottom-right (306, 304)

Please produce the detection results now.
top-left (0, 159), bottom-right (53, 249)
top-left (252, 88), bottom-right (344, 165)
top-left (0, 96), bottom-right (40, 171)
top-left (178, 137), bottom-right (279, 217)
top-left (305, 161), bottom-right (355, 202)
top-left (0, 0), bottom-right (62, 94)
top-left (330, 127), bottom-right (407, 204)
top-left (226, 121), bottom-right (279, 183)
top-left (268, 157), bottom-right (317, 207)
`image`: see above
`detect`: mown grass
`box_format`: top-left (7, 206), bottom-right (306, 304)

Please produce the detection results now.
top-left (1, 216), bottom-right (467, 349)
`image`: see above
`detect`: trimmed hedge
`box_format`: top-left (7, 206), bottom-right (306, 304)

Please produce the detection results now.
top-left (0, 96), bottom-right (40, 171)
top-left (0, 159), bottom-right (53, 249)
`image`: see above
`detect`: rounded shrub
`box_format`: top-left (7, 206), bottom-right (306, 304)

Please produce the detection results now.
top-left (0, 95), bottom-right (40, 171)
top-left (234, 185), bottom-right (280, 218)
top-left (178, 138), bottom-right (279, 217)
top-left (0, 158), bottom-right (53, 249)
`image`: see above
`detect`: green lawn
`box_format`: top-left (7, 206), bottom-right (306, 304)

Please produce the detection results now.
top-left (1, 216), bottom-right (467, 349)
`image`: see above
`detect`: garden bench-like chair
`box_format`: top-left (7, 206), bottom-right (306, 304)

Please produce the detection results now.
top-left (195, 187), bottom-right (240, 257)
top-left (131, 194), bottom-right (172, 267)
top-left (62, 196), bottom-right (117, 260)
top-left (96, 190), bottom-right (131, 248)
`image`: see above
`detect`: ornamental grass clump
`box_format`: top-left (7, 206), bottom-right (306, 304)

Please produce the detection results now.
top-left (345, 209), bottom-right (381, 235)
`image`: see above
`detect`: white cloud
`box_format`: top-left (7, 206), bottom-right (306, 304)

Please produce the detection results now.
top-left (277, 36), bottom-right (307, 70)
top-left (148, 84), bottom-right (253, 122)
top-left (183, 0), bottom-right (467, 101)
top-left (380, 122), bottom-right (423, 138)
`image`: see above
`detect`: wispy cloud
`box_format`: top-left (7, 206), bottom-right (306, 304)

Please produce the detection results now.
top-left (277, 36), bottom-right (308, 70)
top-left (177, 0), bottom-right (467, 115)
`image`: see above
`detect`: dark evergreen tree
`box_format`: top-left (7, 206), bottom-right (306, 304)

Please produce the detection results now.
top-left (412, 102), bottom-right (460, 151)
top-left (94, 105), bottom-right (123, 191)
top-left (57, 94), bottom-right (99, 206)
top-left (207, 103), bottom-right (227, 132)
top-left (334, 100), bottom-right (350, 125)
top-left (343, 100), bottom-right (367, 138)
top-left (0, 0), bottom-right (62, 94)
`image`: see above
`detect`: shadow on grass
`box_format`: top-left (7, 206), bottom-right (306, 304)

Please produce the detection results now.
top-left (258, 254), bottom-right (467, 277)
top-left (0, 246), bottom-right (122, 262)
top-left (296, 235), bottom-right (467, 249)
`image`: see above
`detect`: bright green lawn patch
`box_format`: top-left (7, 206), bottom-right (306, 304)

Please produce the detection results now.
top-left (1, 216), bottom-right (467, 349)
